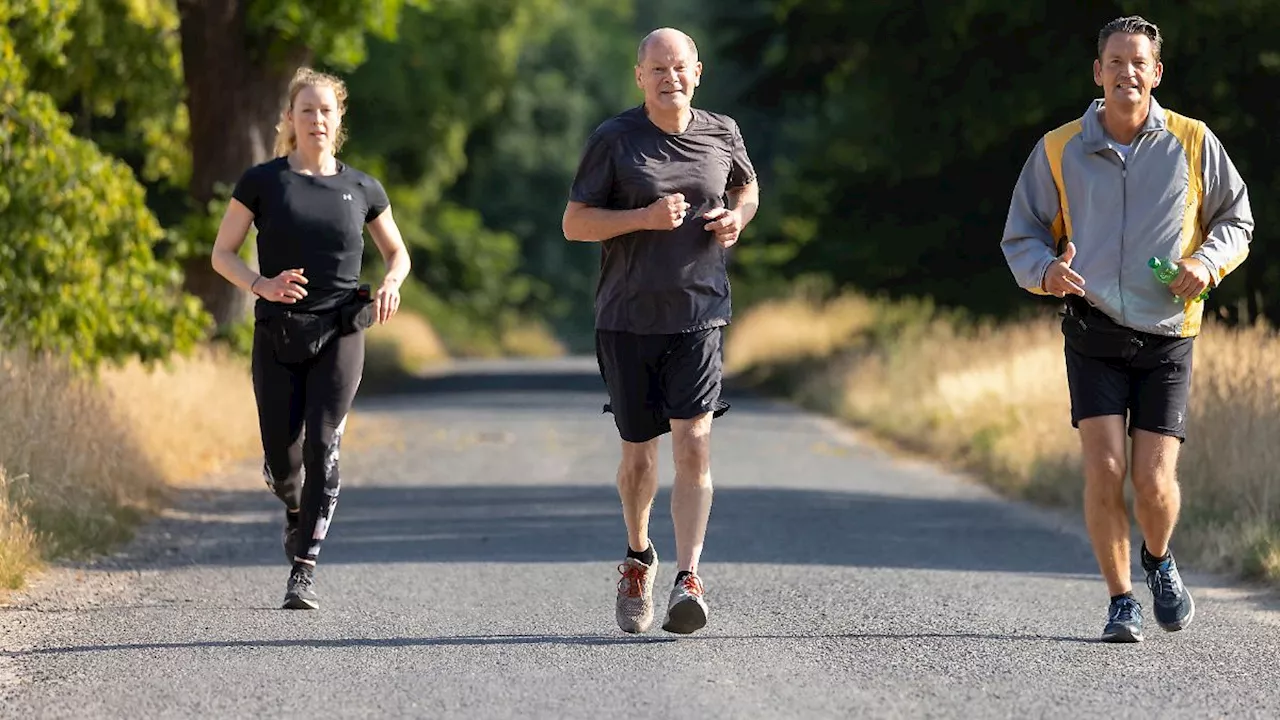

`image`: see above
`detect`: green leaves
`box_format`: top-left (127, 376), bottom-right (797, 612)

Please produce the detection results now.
top-left (247, 0), bottom-right (429, 70)
top-left (0, 18), bottom-right (208, 370)
top-left (16, 0), bottom-right (189, 186)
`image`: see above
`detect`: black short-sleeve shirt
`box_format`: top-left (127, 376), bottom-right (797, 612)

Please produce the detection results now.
top-left (232, 156), bottom-right (390, 313)
top-left (569, 106), bottom-right (757, 335)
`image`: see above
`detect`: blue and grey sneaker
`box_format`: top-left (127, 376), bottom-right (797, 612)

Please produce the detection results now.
top-left (1143, 545), bottom-right (1195, 632)
top-left (1101, 595), bottom-right (1144, 643)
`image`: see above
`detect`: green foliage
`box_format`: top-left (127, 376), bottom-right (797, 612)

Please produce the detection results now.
top-left (342, 0), bottom-right (546, 191)
top-left (248, 0), bottom-right (429, 71)
top-left (448, 0), bottom-right (636, 344)
top-left (0, 12), bottom-right (208, 369)
top-left (18, 0), bottom-right (189, 186)
top-left (339, 0), bottom-right (564, 349)
top-left (716, 0), bottom-right (1280, 322)
top-left (374, 180), bottom-right (537, 343)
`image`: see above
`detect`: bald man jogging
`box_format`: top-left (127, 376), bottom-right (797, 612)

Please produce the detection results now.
top-left (563, 27), bottom-right (759, 635)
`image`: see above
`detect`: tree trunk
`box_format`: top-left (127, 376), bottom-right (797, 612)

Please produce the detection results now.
top-left (177, 0), bottom-right (311, 329)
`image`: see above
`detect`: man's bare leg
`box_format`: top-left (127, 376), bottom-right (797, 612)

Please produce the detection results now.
top-left (1079, 415), bottom-right (1132, 596)
top-left (1130, 428), bottom-right (1195, 630)
top-left (670, 412), bottom-right (714, 573)
top-left (661, 412), bottom-right (713, 634)
top-left (614, 438), bottom-right (661, 633)
top-left (1129, 429), bottom-right (1182, 558)
top-left (618, 439), bottom-right (660, 554)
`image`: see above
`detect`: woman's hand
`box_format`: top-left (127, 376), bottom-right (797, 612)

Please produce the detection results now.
top-left (252, 269), bottom-right (309, 303)
top-left (374, 279), bottom-right (401, 324)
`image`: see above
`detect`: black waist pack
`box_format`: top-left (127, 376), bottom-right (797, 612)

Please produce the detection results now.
top-left (259, 285), bottom-right (377, 364)
top-left (1060, 296), bottom-right (1145, 360)
top-left (339, 284), bottom-right (377, 335)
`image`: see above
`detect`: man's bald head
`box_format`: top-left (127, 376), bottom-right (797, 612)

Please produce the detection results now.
top-left (637, 27), bottom-right (699, 65)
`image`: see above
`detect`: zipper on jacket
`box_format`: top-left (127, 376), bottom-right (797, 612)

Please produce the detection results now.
top-left (1119, 161), bottom-right (1127, 326)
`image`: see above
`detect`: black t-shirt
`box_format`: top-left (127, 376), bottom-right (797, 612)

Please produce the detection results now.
top-left (232, 156), bottom-right (390, 313)
top-left (569, 106), bottom-right (757, 335)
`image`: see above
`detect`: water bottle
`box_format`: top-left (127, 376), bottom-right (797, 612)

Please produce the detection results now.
top-left (1148, 257), bottom-right (1209, 302)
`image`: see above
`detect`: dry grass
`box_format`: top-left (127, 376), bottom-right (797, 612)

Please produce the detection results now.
top-left (0, 307), bottom-right (456, 595)
top-left (726, 292), bottom-right (1280, 584)
top-left (0, 351), bottom-right (169, 589)
top-left (364, 311), bottom-right (450, 391)
top-left (0, 468), bottom-right (39, 591)
top-left (0, 345), bottom-right (270, 592)
top-left (97, 345), bottom-right (260, 486)
top-left (500, 319), bottom-right (567, 358)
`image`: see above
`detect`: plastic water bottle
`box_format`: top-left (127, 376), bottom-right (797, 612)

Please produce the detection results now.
top-left (1148, 257), bottom-right (1209, 302)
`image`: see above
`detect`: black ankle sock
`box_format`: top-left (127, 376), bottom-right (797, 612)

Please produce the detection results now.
top-left (1141, 543), bottom-right (1168, 567)
top-left (1110, 591), bottom-right (1134, 604)
top-left (675, 570), bottom-right (693, 587)
top-left (626, 544), bottom-right (654, 566)
top-left (292, 561), bottom-right (314, 575)
top-left (286, 509), bottom-right (300, 526)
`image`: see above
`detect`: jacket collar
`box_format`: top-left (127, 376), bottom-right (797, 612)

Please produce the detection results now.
top-left (1080, 96), bottom-right (1166, 153)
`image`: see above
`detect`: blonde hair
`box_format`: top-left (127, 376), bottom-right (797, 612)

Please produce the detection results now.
top-left (272, 67), bottom-right (349, 157)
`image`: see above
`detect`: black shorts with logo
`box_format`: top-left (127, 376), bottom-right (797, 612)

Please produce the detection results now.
top-left (595, 327), bottom-right (730, 443)
top-left (1060, 298), bottom-right (1194, 441)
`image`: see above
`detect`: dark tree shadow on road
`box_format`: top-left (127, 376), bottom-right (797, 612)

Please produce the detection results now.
top-left (56, 483), bottom-right (1102, 577)
top-left (4, 630), bottom-right (1099, 658)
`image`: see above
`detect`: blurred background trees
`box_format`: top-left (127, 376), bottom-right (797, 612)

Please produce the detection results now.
top-left (5, 0), bottom-right (1279, 364)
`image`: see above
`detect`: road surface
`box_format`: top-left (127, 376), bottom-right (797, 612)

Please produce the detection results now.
top-left (2, 357), bottom-right (1279, 719)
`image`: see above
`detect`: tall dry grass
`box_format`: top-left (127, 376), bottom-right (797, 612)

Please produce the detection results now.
top-left (363, 311), bottom-right (450, 392)
top-left (98, 345), bottom-right (260, 486)
top-left (0, 308), bottom-right (460, 594)
top-left (726, 292), bottom-right (1280, 583)
top-left (0, 345), bottom-right (259, 592)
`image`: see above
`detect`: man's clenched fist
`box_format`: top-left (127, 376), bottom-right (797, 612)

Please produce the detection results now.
top-left (702, 207), bottom-right (743, 248)
top-left (646, 193), bottom-right (691, 230)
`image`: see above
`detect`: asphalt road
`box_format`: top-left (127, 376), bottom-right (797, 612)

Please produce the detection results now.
top-left (3, 357), bottom-right (1279, 719)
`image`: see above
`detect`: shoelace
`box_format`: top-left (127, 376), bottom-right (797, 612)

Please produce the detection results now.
top-left (1147, 563), bottom-right (1180, 602)
top-left (1111, 599), bottom-right (1138, 624)
top-left (616, 563), bottom-right (647, 598)
top-left (679, 574), bottom-right (705, 598)
top-left (291, 568), bottom-right (314, 591)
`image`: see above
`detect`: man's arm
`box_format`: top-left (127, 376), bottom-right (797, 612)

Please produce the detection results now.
top-left (1191, 127), bottom-right (1254, 288)
top-left (564, 126), bottom-right (695, 243)
top-left (1001, 137), bottom-right (1064, 295)
top-left (564, 202), bottom-right (652, 242)
top-left (701, 180), bottom-right (759, 249)
top-left (727, 180), bottom-right (759, 227)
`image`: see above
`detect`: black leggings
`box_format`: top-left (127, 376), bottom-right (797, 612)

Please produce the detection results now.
top-left (252, 324), bottom-right (365, 564)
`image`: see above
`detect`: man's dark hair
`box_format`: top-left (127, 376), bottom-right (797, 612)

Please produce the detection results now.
top-left (1098, 16), bottom-right (1162, 61)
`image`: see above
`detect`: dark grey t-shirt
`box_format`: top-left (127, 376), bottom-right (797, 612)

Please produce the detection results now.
top-left (569, 106), bottom-right (756, 335)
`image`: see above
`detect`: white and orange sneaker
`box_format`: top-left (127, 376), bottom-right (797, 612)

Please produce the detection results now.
top-left (615, 548), bottom-right (659, 633)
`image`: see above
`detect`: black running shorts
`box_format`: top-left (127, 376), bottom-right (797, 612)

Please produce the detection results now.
top-left (1061, 299), bottom-right (1194, 441)
top-left (595, 327), bottom-right (730, 443)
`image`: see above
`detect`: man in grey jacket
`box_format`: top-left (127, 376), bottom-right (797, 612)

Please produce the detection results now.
top-left (1001, 15), bottom-right (1253, 643)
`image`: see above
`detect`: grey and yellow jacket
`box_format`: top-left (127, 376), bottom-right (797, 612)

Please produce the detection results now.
top-left (1001, 97), bottom-right (1253, 337)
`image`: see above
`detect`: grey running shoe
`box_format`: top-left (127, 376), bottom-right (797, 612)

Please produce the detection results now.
top-left (283, 564), bottom-right (319, 610)
top-left (615, 549), bottom-right (659, 633)
top-left (662, 572), bottom-right (708, 635)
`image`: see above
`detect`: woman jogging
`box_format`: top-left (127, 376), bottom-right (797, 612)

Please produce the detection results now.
top-left (210, 66), bottom-right (411, 610)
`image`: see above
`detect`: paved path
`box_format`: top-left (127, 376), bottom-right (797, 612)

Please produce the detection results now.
top-left (2, 358), bottom-right (1279, 718)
